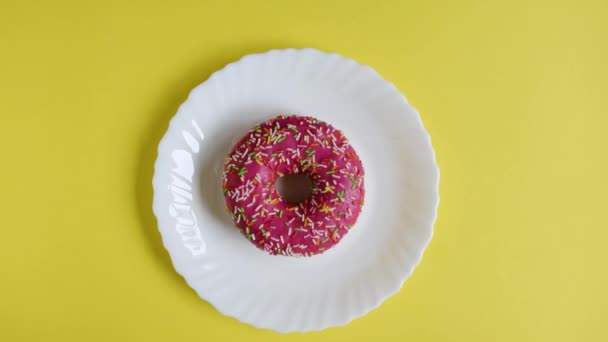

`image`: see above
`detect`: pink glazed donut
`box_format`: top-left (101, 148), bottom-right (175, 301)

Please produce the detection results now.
top-left (222, 115), bottom-right (365, 256)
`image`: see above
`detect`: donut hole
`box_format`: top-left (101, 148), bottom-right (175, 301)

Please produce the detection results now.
top-left (275, 173), bottom-right (313, 204)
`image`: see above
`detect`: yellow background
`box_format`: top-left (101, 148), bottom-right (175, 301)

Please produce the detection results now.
top-left (1, 0), bottom-right (607, 340)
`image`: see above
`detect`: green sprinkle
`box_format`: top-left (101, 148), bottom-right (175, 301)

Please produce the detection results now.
top-left (289, 126), bottom-right (298, 133)
top-left (238, 168), bottom-right (247, 176)
top-left (337, 190), bottom-right (345, 201)
top-left (279, 210), bottom-right (283, 218)
top-left (322, 237), bottom-right (330, 243)
top-left (326, 170), bottom-right (335, 175)
top-left (306, 150), bottom-right (315, 156)
top-left (266, 182), bottom-right (272, 188)
top-left (271, 152), bottom-right (278, 157)
top-left (276, 136), bottom-right (286, 143)
top-left (338, 211), bottom-right (345, 216)
top-left (223, 188), bottom-right (228, 195)
top-left (332, 228), bottom-right (339, 236)
top-left (349, 175), bottom-right (357, 189)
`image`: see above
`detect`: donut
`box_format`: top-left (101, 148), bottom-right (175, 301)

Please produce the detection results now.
top-left (222, 115), bottom-right (365, 256)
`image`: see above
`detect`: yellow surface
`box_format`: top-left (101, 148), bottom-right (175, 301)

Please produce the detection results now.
top-left (1, 0), bottom-right (607, 340)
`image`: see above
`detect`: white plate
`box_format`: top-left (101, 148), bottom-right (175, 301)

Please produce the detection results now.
top-left (152, 48), bottom-right (439, 332)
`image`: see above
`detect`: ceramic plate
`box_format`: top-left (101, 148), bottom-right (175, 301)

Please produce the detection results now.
top-left (152, 48), bottom-right (439, 332)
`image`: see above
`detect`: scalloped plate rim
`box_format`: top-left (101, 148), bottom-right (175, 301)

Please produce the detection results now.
top-left (151, 48), bottom-right (440, 333)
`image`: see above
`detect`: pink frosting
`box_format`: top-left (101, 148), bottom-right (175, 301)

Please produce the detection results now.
top-left (223, 115), bottom-right (365, 256)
